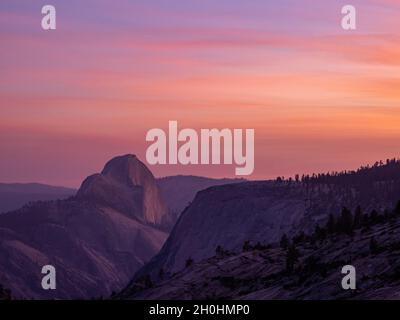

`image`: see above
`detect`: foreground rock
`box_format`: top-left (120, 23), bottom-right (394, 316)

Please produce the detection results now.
top-left (124, 160), bottom-right (400, 290)
top-left (120, 208), bottom-right (400, 300)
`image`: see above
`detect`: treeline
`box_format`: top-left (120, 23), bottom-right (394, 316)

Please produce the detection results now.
top-left (280, 200), bottom-right (400, 272)
top-left (276, 158), bottom-right (400, 186)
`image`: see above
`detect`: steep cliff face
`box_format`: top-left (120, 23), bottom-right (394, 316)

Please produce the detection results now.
top-left (156, 175), bottom-right (244, 218)
top-left (123, 211), bottom-right (400, 300)
top-left (0, 155), bottom-right (169, 299)
top-left (130, 182), bottom-right (306, 279)
top-left (128, 165), bottom-right (400, 284)
top-left (77, 154), bottom-right (169, 227)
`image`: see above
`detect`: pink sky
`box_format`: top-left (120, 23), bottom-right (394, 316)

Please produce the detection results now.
top-left (0, 1), bottom-right (400, 187)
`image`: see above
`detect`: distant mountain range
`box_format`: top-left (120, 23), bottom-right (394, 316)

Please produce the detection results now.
top-left (0, 183), bottom-right (76, 214)
top-left (0, 174), bottom-right (242, 221)
top-left (157, 175), bottom-right (244, 223)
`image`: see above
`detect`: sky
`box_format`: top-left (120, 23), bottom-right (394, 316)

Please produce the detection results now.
top-left (0, 0), bottom-right (400, 187)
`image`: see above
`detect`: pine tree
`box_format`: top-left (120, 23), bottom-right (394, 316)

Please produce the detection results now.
top-left (242, 240), bottom-right (251, 252)
top-left (280, 234), bottom-right (289, 249)
top-left (369, 237), bottom-right (379, 254)
top-left (326, 214), bottom-right (336, 234)
top-left (353, 205), bottom-right (362, 229)
top-left (314, 225), bottom-right (327, 241)
top-left (292, 231), bottom-right (306, 244)
top-left (185, 257), bottom-right (194, 268)
top-left (370, 209), bottom-right (379, 224)
top-left (338, 206), bottom-right (354, 235)
top-left (285, 244), bottom-right (299, 272)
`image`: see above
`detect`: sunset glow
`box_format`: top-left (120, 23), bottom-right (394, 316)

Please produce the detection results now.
top-left (1, 0), bottom-right (400, 187)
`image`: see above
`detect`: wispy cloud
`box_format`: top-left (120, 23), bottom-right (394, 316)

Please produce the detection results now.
top-left (0, 0), bottom-right (400, 185)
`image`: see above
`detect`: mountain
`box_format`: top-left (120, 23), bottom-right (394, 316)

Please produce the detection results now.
top-left (76, 155), bottom-right (172, 228)
top-left (0, 154), bottom-right (169, 299)
top-left (156, 175), bottom-right (244, 220)
top-left (122, 160), bottom-right (400, 292)
top-left (0, 183), bottom-right (75, 214)
top-left (0, 172), bottom-right (239, 229)
top-left (121, 204), bottom-right (400, 299)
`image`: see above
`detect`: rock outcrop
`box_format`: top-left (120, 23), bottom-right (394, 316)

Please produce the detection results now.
top-left (0, 155), bottom-right (169, 299)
